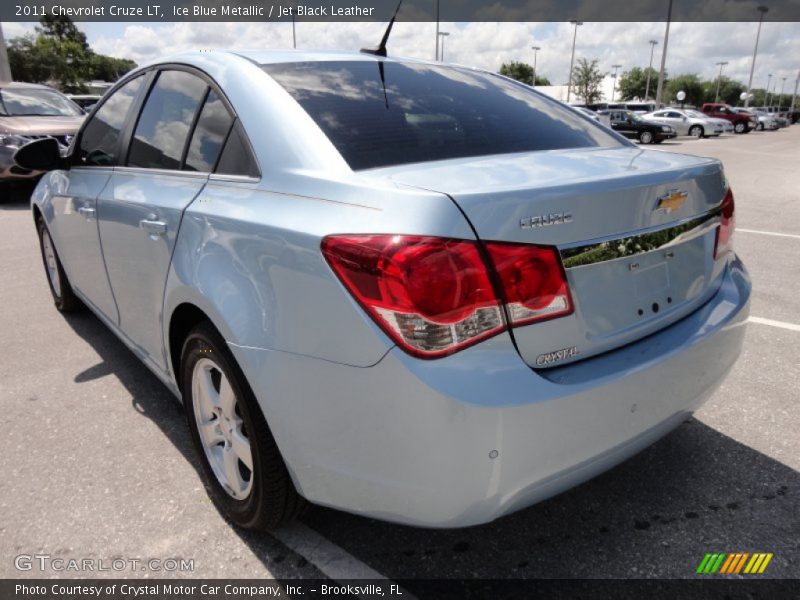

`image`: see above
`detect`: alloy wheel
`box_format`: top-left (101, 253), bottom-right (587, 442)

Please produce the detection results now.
top-left (191, 358), bottom-right (253, 500)
top-left (42, 230), bottom-right (62, 299)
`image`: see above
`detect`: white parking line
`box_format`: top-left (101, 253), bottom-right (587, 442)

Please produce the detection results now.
top-left (749, 316), bottom-right (800, 333)
top-left (738, 228), bottom-right (800, 240)
top-left (272, 523), bottom-right (416, 598)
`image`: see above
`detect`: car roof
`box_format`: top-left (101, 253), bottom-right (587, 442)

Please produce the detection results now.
top-left (0, 81), bottom-right (60, 91)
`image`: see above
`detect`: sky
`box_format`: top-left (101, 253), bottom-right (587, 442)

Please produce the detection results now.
top-left (3, 20), bottom-right (799, 95)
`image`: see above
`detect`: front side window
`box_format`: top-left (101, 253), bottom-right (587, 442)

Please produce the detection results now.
top-left (78, 75), bottom-right (144, 167)
top-left (0, 88), bottom-right (82, 117)
top-left (127, 70), bottom-right (208, 170)
top-left (263, 61), bottom-right (622, 170)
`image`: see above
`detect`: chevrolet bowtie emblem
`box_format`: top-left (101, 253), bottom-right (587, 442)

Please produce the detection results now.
top-left (656, 190), bottom-right (689, 214)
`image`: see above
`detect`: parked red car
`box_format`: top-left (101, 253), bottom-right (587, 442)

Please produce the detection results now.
top-left (700, 103), bottom-right (756, 134)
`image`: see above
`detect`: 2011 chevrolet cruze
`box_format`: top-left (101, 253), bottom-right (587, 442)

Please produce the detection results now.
top-left (18, 50), bottom-right (750, 529)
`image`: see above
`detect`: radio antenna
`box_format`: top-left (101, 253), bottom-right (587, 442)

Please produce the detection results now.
top-left (361, 0), bottom-right (404, 57)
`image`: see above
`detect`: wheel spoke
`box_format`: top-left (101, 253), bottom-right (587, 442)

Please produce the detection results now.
top-left (230, 428), bottom-right (253, 471)
top-left (195, 365), bottom-right (219, 418)
top-left (199, 417), bottom-right (224, 446)
top-left (218, 375), bottom-right (236, 420)
top-left (222, 445), bottom-right (245, 496)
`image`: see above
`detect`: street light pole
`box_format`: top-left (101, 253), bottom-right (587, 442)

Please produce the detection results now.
top-left (765, 73), bottom-right (773, 106)
top-left (531, 45), bottom-right (541, 87)
top-left (714, 61), bottom-right (728, 103)
top-left (566, 21), bottom-right (582, 103)
top-left (779, 76), bottom-right (787, 107)
top-left (644, 40), bottom-right (658, 100)
top-left (745, 5), bottom-right (769, 107)
top-left (655, 0), bottom-right (673, 107)
top-left (438, 31), bottom-right (449, 62)
top-left (791, 70), bottom-right (799, 113)
top-left (611, 64), bottom-right (621, 102)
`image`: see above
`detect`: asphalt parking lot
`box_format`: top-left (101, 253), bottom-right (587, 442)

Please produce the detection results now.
top-left (1, 127), bottom-right (798, 585)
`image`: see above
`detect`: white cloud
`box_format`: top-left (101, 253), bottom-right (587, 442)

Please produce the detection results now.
top-left (13, 20), bottom-right (800, 93)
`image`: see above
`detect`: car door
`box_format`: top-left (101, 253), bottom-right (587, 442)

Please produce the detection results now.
top-left (662, 111), bottom-right (688, 135)
top-left (97, 69), bottom-right (234, 370)
top-left (49, 74), bottom-right (147, 323)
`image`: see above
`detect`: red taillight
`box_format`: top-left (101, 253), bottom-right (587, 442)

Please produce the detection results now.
top-left (484, 242), bottom-right (573, 326)
top-left (714, 188), bottom-right (735, 259)
top-left (322, 235), bottom-right (573, 358)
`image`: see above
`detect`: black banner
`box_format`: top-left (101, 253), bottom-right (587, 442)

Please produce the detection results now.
top-left (2, 0), bottom-right (800, 22)
top-left (4, 579), bottom-right (800, 600)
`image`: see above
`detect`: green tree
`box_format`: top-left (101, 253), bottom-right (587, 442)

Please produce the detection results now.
top-left (571, 58), bottom-right (605, 104)
top-left (499, 61), bottom-right (550, 86)
top-left (702, 76), bottom-right (746, 106)
top-left (665, 74), bottom-right (704, 106)
top-left (6, 15), bottom-right (136, 92)
top-left (617, 66), bottom-right (662, 101)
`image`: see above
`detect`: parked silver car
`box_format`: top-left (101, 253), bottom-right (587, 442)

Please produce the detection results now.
top-left (683, 109), bottom-right (735, 134)
top-left (642, 108), bottom-right (723, 138)
top-left (18, 50), bottom-right (750, 529)
top-left (734, 108), bottom-right (778, 131)
top-left (1, 82), bottom-right (84, 182)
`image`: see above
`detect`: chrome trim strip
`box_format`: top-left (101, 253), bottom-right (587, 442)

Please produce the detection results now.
top-left (560, 209), bottom-right (721, 270)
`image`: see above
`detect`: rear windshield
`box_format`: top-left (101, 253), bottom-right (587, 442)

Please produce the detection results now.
top-left (263, 60), bottom-right (622, 170)
top-left (0, 88), bottom-right (83, 117)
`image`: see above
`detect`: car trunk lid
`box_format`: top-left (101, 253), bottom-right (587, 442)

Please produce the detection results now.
top-left (370, 146), bottom-right (729, 367)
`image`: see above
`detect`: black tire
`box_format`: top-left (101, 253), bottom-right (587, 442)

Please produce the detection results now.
top-left (181, 322), bottom-right (306, 530)
top-left (639, 131), bottom-right (654, 144)
top-left (758, 123), bottom-right (765, 131)
top-left (734, 122), bottom-right (746, 134)
top-left (36, 219), bottom-right (81, 312)
top-left (688, 125), bottom-right (704, 138)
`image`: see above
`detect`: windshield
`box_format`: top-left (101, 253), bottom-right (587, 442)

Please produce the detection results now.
top-left (263, 60), bottom-right (622, 170)
top-left (685, 110), bottom-right (708, 119)
top-left (0, 88), bottom-right (83, 117)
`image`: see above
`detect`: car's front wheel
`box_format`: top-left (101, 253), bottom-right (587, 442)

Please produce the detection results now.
top-left (734, 122), bottom-right (746, 134)
top-left (182, 323), bottom-right (306, 530)
top-left (36, 219), bottom-right (81, 312)
top-left (639, 131), bottom-right (654, 144)
top-left (689, 125), bottom-right (704, 138)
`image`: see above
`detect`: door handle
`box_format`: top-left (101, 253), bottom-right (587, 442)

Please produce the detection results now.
top-left (78, 206), bottom-right (96, 219)
top-left (140, 218), bottom-right (167, 237)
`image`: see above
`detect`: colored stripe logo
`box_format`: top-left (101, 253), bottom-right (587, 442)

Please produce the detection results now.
top-left (696, 552), bottom-right (773, 574)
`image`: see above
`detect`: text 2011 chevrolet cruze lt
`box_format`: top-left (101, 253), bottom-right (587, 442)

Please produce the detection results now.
top-left (17, 49), bottom-right (750, 529)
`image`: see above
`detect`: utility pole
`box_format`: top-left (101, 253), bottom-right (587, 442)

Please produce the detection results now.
top-left (655, 0), bottom-right (673, 107)
top-left (566, 21), bottom-right (582, 103)
top-left (434, 0), bottom-right (440, 61)
top-left (0, 22), bottom-right (12, 82)
top-left (745, 5), bottom-right (769, 107)
top-left (645, 40), bottom-right (658, 100)
top-left (714, 61), bottom-right (728, 103)
top-left (611, 64), bottom-right (622, 102)
top-left (790, 70), bottom-right (799, 113)
top-left (531, 45), bottom-right (541, 87)
top-left (779, 76), bottom-right (787, 107)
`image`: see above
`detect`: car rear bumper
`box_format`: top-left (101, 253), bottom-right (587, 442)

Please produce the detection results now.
top-left (230, 257), bottom-right (751, 528)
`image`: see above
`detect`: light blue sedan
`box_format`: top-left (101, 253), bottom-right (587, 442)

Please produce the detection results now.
top-left (17, 50), bottom-right (750, 529)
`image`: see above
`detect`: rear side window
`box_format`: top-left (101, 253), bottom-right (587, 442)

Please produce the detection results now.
top-left (78, 75), bottom-right (144, 166)
top-left (128, 70), bottom-right (207, 170)
top-left (185, 90), bottom-right (234, 172)
top-left (215, 121), bottom-right (259, 177)
top-left (263, 61), bottom-right (622, 170)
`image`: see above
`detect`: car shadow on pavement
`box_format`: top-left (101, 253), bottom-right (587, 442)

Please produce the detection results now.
top-left (62, 309), bottom-right (330, 579)
top-left (61, 309), bottom-right (798, 581)
top-left (0, 184), bottom-right (36, 208)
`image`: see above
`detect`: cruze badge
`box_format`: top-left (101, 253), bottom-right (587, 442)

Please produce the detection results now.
top-left (656, 190), bottom-right (689, 214)
top-left (520, 212), bottom-right (573, 229)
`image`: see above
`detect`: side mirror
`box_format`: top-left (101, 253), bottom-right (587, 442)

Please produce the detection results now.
top-left (13, 137), bottom-right (67, 172)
